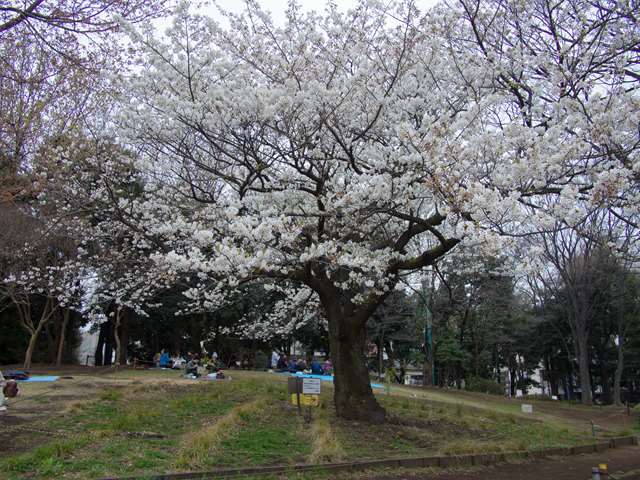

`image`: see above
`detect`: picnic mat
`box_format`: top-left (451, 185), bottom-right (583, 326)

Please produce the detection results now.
top-left (287, 371), bottom-right (384, 389)
top-left (17, 376), bottom-right (60, 382)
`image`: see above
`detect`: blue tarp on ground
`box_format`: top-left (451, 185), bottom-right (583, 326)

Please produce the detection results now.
top-left (282, 371), bottom-right (384, 389)
top-left (17, 375), bottom-right (60, 382)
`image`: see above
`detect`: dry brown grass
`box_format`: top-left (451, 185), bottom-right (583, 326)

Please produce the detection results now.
top-left (174, 397), bottom-right (266, 469)
top-left (439, 437), bottom-right (527, 455)
top-left (308, 410), bottom-right (345, 463)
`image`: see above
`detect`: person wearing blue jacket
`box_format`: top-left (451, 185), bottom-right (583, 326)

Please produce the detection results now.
top-left (310, 359), bottom-right (323, 375)
top-left (288, 357), bottom-right (298, 373)
top-left (159, 349), bottom-right (170, 368)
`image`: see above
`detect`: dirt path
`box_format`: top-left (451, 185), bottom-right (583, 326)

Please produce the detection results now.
top-left (362, 446), bottom-right (640, 479)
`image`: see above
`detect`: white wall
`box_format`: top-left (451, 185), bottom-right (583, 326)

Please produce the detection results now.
top-left (75, 328), bottom-right (100, 366)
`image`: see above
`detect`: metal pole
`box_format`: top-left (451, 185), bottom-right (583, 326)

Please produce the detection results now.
top-left (421, 281), bottom-right (434, 386)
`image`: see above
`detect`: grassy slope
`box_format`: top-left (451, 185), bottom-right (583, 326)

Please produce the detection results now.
top-left (387, 384), bottom-right (639, 434)
top-left (0, 370), bottom-right (635, 479)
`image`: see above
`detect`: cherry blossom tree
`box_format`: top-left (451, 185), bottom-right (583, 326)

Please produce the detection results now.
top-left (37, 133), bottom-right (176, 366)
top-left (85, 0), bottom-right (640, 421)
top-left (82, 246), bottom-right (161, 367)
top-left (0, 0), bottom-right (169, 59)
top-left (452, 0), bottom-right (640, 228)
top-left (0, 0), bottom-right (173, 368)
top-left (1, 227), bottom-right (85, 369)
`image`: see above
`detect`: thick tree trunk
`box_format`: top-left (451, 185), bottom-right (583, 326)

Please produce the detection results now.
top-left (326, 308), bottom-right (386, 423)
top-left (103, 318), bottom-right (114, 366)
top-left (95, 322), bottom-right (106, 366)
top-left (377, 332), bottom-right (384, 381)
top-left (23, 297), bottom-right (55, 369)
top-left (600, 360), bottom-right (611, 404)
top-left (55, 309), bottom-right (70, 367)
top-left (118, 309), bottom-right (129, 365)
top-left (44, 321), bottom-right (57, 363)
top-left (576, 333), bottom-right (592, 405)
top-left (23, 324), bottom-right (44, 369)
top-left (613, 335), bottom-right (624, 406)
top-left (544, 354), bottom-right (557, 397)
top-left (509, 368), bottom-right (517, 396)
top-left (113, 309), bottom-right (122, 368)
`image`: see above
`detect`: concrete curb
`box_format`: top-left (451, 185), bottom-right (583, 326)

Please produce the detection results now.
top-left (100, 435), bottom-right (639, 480)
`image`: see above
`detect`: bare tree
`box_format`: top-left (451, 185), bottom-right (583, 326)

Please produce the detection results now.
top-left (534, 213), bottom-right (629, 405)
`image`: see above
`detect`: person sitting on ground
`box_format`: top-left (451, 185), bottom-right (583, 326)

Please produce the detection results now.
top-left (322, 359), bottom-right (333, 375)
top-left (159, 349), bottom-right (170, 368)
top-left (288, 357), bottom-right (298, 373)
top-left (296, 358), bottom-right (307, 372)
top-left (204, 355), bottom-right (217, 373)
top-left (153, 351), bottom-right (161, 367)
top-left (276, 355), bottom-right (288, 371)
top-left (171, 355), bottom-right (186, 369)
top-left (185, 358), bottom-right (200, 378)
top-left (270, 350), bottom-right (279, 370)
top-left (310, 358), bottom-right (323, 375)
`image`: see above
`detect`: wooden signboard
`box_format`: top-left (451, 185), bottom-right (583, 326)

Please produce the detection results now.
top-left (288, 376), bottom-right (320, 408)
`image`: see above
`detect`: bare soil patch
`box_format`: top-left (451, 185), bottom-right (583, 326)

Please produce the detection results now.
top-left (0, 367), bottom-right (155, 457)
top-left (359, 445), bottom-right (640, 480)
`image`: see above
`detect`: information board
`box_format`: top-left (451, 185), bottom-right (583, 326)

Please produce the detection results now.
top-left (302, 377), bottom-right (321, 395)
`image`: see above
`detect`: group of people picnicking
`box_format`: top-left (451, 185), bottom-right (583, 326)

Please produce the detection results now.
top-left (150, 350), bottom-right (225, 379)
top-left (270, 351), bottom-right (333, 376)
top-left (148, 349), bottom-right (333, 378)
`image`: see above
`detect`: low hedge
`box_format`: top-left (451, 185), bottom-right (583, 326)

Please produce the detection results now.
top-left (465, 376), bottom-right (504, 395)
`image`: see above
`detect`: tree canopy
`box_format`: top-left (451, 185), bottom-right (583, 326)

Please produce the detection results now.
top-left (1, 0), bottom-right (639, 420)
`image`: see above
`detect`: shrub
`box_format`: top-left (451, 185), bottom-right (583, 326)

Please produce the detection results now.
top-left (465, 377), bottom-right (504, 396)
top-left (254, 352), bottom-right (269, 370)
top-left (522, 394), bottom-right (553, 401)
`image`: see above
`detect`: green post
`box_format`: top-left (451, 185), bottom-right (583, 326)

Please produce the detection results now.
top-left (420, 281), bottom-right (435, 386)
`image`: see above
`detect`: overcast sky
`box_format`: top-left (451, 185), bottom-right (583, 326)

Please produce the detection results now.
top-left (185, 0), bottom-right (440, 26)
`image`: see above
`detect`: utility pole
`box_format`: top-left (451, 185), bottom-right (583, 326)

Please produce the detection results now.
top-left (421, 279), bottom-right (435, 387)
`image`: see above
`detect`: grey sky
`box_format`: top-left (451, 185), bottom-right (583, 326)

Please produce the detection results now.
top-left (189, 0), bottom-right (440, 26)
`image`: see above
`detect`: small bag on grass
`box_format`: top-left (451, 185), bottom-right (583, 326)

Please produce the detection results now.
top-left (3, 380), bottom-right (19, 398)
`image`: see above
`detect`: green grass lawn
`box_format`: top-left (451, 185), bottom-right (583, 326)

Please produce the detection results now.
top-left (0, 370), bottom-right (629, 479)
